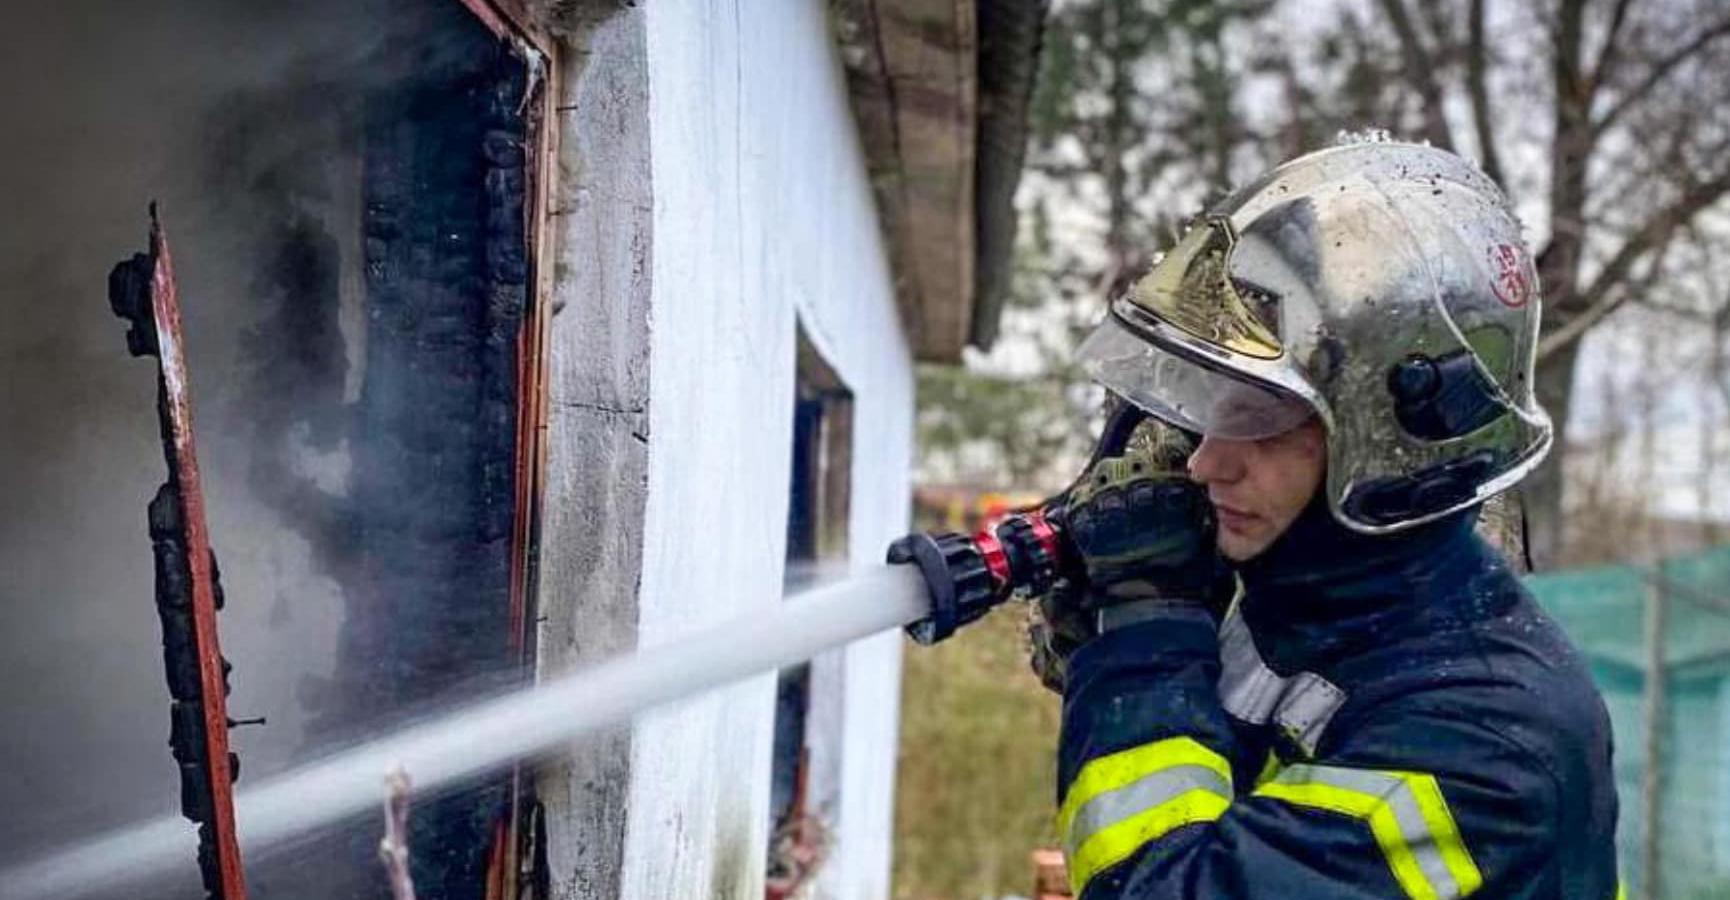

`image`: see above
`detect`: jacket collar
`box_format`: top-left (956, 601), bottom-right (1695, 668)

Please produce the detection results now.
top-left (1233, 497), bottom-right (1512, 671)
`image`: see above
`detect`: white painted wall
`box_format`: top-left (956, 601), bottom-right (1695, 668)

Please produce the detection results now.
top-left (625, 2), bottom-right (914, 897)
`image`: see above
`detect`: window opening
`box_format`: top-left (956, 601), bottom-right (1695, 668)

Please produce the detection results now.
top-left (768, 329), bottom-right (853, 898)
top-left (242, 5), bottom-right (548, 896)
top-left (102, 2), bottom-right (545, 896)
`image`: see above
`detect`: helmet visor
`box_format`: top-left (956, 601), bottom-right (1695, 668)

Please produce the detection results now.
top-left (1077, 314), bottom-right (1314, 440)
top-left (1124, 216), bottom-right (1283, 360)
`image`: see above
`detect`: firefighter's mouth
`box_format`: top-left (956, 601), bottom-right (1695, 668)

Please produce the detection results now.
top-left (1212, 501), bottom-right (1260, 531)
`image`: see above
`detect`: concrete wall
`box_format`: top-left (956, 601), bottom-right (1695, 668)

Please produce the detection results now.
top-left (614, 2), bottom-right (915, 898)
top-left (535, 5), bottom-right (655, 899)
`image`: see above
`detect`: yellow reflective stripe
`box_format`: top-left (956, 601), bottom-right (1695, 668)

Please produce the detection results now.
top-left (1255, 780), bottom-right (1439, 899)
top-left (1057, 736), bottom-right (1232, 839)
top-left (1254, 766), bottom-right (1483, 900)
top-left (1057, 737), bottom-right (1234, 895)
top-left (1068, 788), bottom-right (1231, 895)
top-left (1406, 773), bottom-right (1484, 896)
top-left (1615, 882), bottom-right (1626, 900)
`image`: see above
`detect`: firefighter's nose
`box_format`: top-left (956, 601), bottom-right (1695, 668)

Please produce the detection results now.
top-left (1187, 435), bottom-right (1247, 485)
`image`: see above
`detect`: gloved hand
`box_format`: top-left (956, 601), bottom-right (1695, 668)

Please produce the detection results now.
top-left (1027, 580), bottom-right (1091, 694)
top-left (1063, 451), bottom-right (1221, 605)
top-left (1026, 440), bottom-right (1229, 692)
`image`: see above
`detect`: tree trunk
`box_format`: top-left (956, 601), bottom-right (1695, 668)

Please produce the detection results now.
top-left (1526, 0), bottom-right (1592, 571)
top-left (1477, 492), bottom-right (1530, 574)
top-left (1525, 338), bottom-right (1585, 570)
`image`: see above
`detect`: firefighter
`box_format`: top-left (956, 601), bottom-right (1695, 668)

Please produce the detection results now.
top-left (1036, 141), bottom-right (1619, 898)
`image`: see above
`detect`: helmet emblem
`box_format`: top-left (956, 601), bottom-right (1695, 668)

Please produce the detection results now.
top-left (1488, 243), bottom-right (1532, 309)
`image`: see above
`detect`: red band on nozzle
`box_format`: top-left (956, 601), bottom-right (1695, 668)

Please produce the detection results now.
top-left (973, 524), bottom-right (1011, 591)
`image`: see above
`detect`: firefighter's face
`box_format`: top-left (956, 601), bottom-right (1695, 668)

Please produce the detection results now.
top-left (1186, 417), bottom-right (1326, 561)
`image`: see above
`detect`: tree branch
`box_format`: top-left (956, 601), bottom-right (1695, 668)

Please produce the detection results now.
top-left (1592, 18), bottom-right (1730, 138)
top-left (1374, 0), bottom-right (1455, 151)
top-left (1582, 168), bottom-right (1730, 307)
top-left (379, 768), bottom-right (417, 900)
top-left (1416, 0), bottom-right (1456, 57)
top-left (1633, 293), bottom-right (1717, 324)
top-left (1465, 0), bottom-right (1504, 185)
top-left (1538, 231), bottom-right (1677, 363)
top-left (1587, 0), bottom-right (1637, 93)
top-left (1540, 168), bottom-right (1730, 360)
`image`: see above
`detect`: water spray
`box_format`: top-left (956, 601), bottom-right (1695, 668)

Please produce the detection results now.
top-left (3, 401), bottom-right (1151, 899)
top-left (0, 566), bottom-right (929, 900)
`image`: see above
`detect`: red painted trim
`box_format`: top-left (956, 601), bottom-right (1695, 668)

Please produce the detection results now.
top-left (461, 0), bottom-right (560, 892)
top-left (150, 214), bottom-right (247, 899)
top-left (765, 748), bottom-right (822, 899)
top-left (483, 817), bottom-right (510, 899)
top-left (499, 10), bottom-right (553, 663)
top-left (974, 525), bottom-right (1011, 591)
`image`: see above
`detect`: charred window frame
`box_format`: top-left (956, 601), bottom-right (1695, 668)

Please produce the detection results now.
top-left (452, 0), bottom-right (558, 676)
top-left (482, 4), bottom-right (560, 893)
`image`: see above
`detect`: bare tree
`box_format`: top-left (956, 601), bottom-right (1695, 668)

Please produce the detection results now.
top-left (921, 0), bottom-right (1730, 568)
top-left (1255, 0), bottom-right (1730, 567)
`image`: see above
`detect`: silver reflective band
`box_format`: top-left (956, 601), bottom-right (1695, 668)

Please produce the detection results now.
top-left (1217, 608), bottom-right (1346, 755)
top-left (1077, 314), bottom-right (1314, 441)
top-left (1063, 764), bottom-right (1233, 860)
top-left (1057, 737), bottom-right (1235, 894)
top-left (1257, 764), bottom-right (1484, 899)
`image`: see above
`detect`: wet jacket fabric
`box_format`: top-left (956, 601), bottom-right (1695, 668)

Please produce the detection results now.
top-left (1057, 503), bottom-right (1620, 899)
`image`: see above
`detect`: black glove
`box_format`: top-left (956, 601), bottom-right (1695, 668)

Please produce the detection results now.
top-left (1027, 579), bottom-right (1092, 694)
top-left (1063, 452), bottom-right (1222, 607)
top-left (1026, 446), bottom-right (1230, 692)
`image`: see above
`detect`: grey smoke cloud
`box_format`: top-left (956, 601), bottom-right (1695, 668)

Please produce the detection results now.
top-left (0, 2), bottom-right (524, 894)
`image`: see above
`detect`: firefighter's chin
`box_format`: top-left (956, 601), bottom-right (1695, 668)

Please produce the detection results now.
top-left (1214, 504), bottom-right (1277, 561)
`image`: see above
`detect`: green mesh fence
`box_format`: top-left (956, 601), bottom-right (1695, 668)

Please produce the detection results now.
top-left (1529, 545), bottom-right (1730, 900)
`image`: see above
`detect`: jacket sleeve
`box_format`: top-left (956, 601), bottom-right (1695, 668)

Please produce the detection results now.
top-left (1058, 612), bottom-right (1564, 900)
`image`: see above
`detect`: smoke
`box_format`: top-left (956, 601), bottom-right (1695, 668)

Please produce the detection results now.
top-left (0, 1), bottom-right (531, 895)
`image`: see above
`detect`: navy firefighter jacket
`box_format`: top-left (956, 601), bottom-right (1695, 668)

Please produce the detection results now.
top-left (1057, 502), bottom-right (1620, 899)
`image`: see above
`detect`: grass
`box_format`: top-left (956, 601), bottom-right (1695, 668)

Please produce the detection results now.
top-left (892, 604), bottom-right (1063, 900)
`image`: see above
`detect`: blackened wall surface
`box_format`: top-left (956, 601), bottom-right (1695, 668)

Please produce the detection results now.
top-left (342, 21), bottom-right (526, 730)
top-left (276, 16), bottom-right (533, 898)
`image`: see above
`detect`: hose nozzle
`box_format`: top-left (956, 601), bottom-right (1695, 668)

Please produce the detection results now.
top-left (890, 399), bottom-right (1157, 645)
top-left (887, 507), bottom-right (1067, 645)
